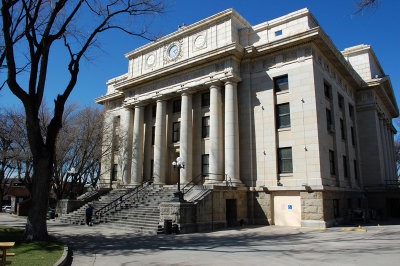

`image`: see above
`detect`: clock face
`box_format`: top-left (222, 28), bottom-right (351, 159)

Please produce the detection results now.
top-left (168, 44), bottom-right (179, 59)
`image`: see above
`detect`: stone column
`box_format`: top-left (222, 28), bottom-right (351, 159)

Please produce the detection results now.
top-left (120, 108), bottom-right (134, 185)
top-left (207, 83), bottom-right (224, 183)
top-left (180, 92), bottom-right (193, 184)
top-left (386, 123), bottom-right (395, 180)
top-left (379, 118), bottom-right (388, 183)
top-left (224, 80), bottom-right (242, 186)
top-left (131, 105), bottom-right (144, 185)
top-left (154, 99), bottom-right (167, 185)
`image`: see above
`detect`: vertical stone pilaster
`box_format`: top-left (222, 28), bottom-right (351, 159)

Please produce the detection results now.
top-left (131, 105), bottom-right (144, 185)
top-left (154, 99), bottom-right (167, 185)
top-left (180, 92), bottom-right (193, 184)
top-left (224, 80), bottom-right (242, 186)
top-left (379, 118), bottom-right (388, 183)
top-left (207, 83), bottom-right (224, 183)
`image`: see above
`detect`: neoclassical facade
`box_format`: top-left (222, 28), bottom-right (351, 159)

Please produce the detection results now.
top-left (96, 9), bottom-right (399, 228)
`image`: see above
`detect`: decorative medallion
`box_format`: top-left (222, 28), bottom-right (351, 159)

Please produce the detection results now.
top-left (193, 32), bottom-right (207, 51)
top-left (146, 53), bottom-right (155, 66)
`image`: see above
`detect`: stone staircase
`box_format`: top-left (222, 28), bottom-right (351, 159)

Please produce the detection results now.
top-left (58, 185), bottom-right (176, 234)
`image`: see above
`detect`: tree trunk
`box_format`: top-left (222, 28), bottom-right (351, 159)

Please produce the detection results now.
top-left (24, 150), bottom-right (52, 241)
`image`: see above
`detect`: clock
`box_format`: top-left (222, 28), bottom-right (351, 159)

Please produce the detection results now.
top-left (168, 44), bottom-right (180, 59)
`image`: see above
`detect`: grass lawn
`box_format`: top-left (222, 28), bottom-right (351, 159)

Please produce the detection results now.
top-left (0, 226), bottom-right (64, 266)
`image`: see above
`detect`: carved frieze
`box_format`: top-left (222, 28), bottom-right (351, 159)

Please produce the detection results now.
top-left (193, 31), bottom-right (207, 51)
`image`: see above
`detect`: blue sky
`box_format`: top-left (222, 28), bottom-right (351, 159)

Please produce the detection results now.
top-left (1, 0), bottom-right (399, 115)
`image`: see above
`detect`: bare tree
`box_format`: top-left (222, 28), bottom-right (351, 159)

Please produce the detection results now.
top-left (52, 106), bottom-right (104, 199)
top-left (354, 0), bottom-right (381, 14)
top-left (1, 0), bottom-right (164, 241)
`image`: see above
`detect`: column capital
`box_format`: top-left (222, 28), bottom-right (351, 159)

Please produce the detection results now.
top-left (221, 76), bottom-right (242, 85)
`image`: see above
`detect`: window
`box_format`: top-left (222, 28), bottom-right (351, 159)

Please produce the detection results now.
top-left (172, 122), bottom-right (180, 143)
top-left (202, 116), bottom-right (210, 138)
top-left (343, 155), bottom-right (348, 178)
top-left (202, 92), bottom-right (210, 107)
top-left (329, 150), bottom-right (336, 175)
top-left (276, 103), bottom-right (290, 129)
top-left (326, 109), bottom-right (334, 132)
top-left (202, 154), bottom-right (209, 176)
top-left (351, 127), bottom-right (356, 146)
top-left (151, 126), bottom-right (155, 145)
top-left (324, 81), bottom-right (332, 99)
top-left (354, 160), bottom-right (358, 179)
top-left (112, 164), bottom-right (118, 181)
top-left (278, 147), bottom-right (293, 174)
top-left (173, 99), bottom-right (181, 113)
top-left (340, 119), bottom-right (345, 140)
top-left (349, 104), bottom-right (354, 120)
top-left (274, 75), bottom-right (288, 92)
top-left (338, 94), bottom-right (344, 109)
top-left (152, 105), bottom-right (156, 118)
top-left (275, 30), bottom-right (282, 36)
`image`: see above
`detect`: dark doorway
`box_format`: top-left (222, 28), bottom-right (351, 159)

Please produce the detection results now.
top-left (226, 199), bottom-right (237, 227)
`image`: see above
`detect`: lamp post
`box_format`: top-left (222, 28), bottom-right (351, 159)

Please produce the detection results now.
top-left (172, 157), bottom-right (185, 202)
top-left (67, 167), bottom-right (77, 199)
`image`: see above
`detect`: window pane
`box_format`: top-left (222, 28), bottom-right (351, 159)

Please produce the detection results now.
top-left (274, 75), bottom-right (288, 92)
top-left (278, 147), bottom-right (292, 173)
top-left (277, 103), bottom-right (290, 129)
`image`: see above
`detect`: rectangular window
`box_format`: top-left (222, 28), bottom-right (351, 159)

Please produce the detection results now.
top-left (112, 164), bottom-right (118, 181)
top-left (338, 94), bottom-right (344, 110)
top-left (340, 119), bottom-right (345, 140)
top-left (151, 126), bottom-right (155, 145)
top-left (202, 92), bottom-right (210, 107)
top-left (278, 147), bottom-right (293, 174)
top-left (329, 150), bottom-right (336, 175)
top-left (324, 81), bottom-right (332, 99)
top-left (173, 99), bottom-right (181, 113)
top-left (349, 104), bottom-right (354, 120)
top-left (172, 122), bottom-right (180, 143)
top-left (275, 30), bottom-right (282, 36)
top-left (276, 103), bottom-right (291, 129)
top-left (202, 116), bottom-right (210, 138)
top-left (202, 154), bottom-right (209, 176)
top-left (152, 105), bottom-right (156, 118)
top-left (354, 160), bottom-right (358, 180)
top-left (274, 75), bottom-right (288, 92)
top-left (326, 109), bottom-right (334, 132)
top-left (343, 155), bottom-right (348, 178)
top-left (351, 127), bottom-right (356, 146)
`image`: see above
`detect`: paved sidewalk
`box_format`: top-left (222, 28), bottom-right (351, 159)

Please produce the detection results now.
top-left (1, 213), bottom-right (400, 265)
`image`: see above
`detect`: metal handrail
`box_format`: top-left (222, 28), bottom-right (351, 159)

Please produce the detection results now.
top-left (94, 182), bottom-right (151, 219)
top-left (182, 173), bottom-right (230, 196)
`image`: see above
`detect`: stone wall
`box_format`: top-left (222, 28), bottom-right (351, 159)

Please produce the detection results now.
top-left (300, 191), bottom-right (325, 227)
top-left (250, 191), bottom-right (271, 225)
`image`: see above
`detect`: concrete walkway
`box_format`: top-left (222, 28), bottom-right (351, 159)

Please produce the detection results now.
top-left (1, 213), bottom-right (400, 265)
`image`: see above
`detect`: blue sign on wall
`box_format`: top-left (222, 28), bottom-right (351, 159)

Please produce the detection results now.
top-left (288, 205), bottom-right (292, 210)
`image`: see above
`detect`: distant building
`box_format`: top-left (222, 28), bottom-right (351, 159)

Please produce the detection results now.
top-left (95, 9), bottom-right (399, 228)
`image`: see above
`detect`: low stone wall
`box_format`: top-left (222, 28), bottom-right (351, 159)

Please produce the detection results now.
top-left (56, 199), bottom-right (84, 216)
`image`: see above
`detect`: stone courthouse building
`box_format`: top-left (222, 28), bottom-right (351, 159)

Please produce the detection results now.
top-left (95, 8), bottom-right (399, 229)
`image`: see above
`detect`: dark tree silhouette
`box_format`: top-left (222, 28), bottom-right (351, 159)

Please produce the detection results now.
top-left (1, 0), bottom-right (164, 241)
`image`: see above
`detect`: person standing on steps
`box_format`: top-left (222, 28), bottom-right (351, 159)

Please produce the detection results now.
top-left (85, 203), bottom-right (94, 226)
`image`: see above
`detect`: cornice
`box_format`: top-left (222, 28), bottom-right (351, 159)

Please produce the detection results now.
top-left (364, 77), bottom-right (399, 117)
top-left (94, 91), bottom-right (124, 105)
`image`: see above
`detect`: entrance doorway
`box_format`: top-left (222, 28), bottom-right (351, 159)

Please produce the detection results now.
top-left (226, 199), bottom-right (237, 227)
